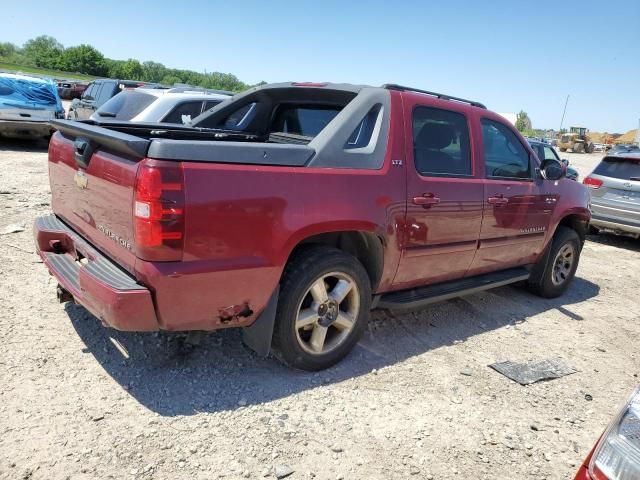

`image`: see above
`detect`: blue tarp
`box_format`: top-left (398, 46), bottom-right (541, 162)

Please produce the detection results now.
top-left (0, 75), bottom-right (63, 112)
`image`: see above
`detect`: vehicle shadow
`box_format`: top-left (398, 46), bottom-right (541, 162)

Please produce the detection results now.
top-left (586, 232), bottom-right (640, 252)
top-left (0, 137), bottom-right (49, 152)
top-left (65, 277), bottom-right (599, 416)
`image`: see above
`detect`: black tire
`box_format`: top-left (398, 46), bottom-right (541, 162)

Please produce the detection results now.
top-left (272, 246), bottom-right (371, 371)
top-left (588, 225), bottom-right (600, 235)
top-left (559, 148), bottom-right (567, 152)
top-left (528, 226), bottom-right (581, 298)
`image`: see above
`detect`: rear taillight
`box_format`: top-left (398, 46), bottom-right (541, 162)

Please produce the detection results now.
top-left (589, 386), bottom-right (640, 480)
top-left (134, 160), bottom-right (185, 261)
top-left (583, 177), bottom-right (603, 189)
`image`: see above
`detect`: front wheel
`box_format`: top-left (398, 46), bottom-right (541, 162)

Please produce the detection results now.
top-left (272, 247), bottom-right (371, 371)
top-left (528, 226), bottom-right (581, 298)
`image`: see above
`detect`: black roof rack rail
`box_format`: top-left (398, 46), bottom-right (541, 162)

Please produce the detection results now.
top-left (382, 84), bottom-right (487, 109)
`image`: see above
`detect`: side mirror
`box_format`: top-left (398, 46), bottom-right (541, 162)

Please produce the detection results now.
top-left (540, 159), bottom-right (566, 181)
top-left (561, 158), bottom-right (569, 166)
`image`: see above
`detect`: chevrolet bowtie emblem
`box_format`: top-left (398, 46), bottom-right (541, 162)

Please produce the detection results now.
top-left (74, 170), bottom-right (88, 189)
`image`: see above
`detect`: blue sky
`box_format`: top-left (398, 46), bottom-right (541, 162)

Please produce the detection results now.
top-left (3, 0), bottom-right (639, 132)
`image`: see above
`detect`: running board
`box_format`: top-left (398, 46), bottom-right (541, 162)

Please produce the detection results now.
top-left (377, 267), bottom-right (531, 310)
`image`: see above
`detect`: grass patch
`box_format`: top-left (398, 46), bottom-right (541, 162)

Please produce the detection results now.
top-left (0, 62), bottom-right (98, 81)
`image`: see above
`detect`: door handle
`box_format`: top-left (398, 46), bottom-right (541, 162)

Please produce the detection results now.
top-left (487, 195), bottom-right (509, 205)
top-left (412, 194), bottom-right (440, 207)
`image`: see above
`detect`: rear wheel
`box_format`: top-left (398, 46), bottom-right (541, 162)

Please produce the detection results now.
top-left (272, 247), bottom-right (371, 371)
top-left (528, 226), bottom-right (581, 298)
top-left (559, 147), bottom-right (567, 152)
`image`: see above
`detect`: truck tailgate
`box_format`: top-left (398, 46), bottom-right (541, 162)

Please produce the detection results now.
top-left (48, 122), bottom-right (150, 274)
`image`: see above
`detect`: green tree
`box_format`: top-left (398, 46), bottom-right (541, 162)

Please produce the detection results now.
top-left (160, 75), bottom-right (183, 86)
top-left (515, 110), bottom-right (532, 132)
top-left (141, 61), bottom-right (166, 83)
top-left (118, 59), bottom-right (144, 80)
top-left (0, 42), bottom-right (19, 61)
top-left (22, 35), bottom-right (64, 68)
top-left (59, 44), bottom-right (107, 76)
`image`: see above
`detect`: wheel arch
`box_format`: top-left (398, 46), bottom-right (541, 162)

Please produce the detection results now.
top-left (556, 213), bottom-right (589, 245)
top-left (287, 230), bottom-right (385, 291)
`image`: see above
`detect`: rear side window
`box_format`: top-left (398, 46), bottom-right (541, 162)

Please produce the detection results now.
top-left (95, 91), bottom-right (157, 120)
top-left (481, 119), bottom-right (531, 179)
top-left (593, 157), bottom-right (640, 180)
top-left (221, 102), bottom-right (257, 130)
top-left (345, 104), bottom-right (382, 149)
top-left (412, 106), bottom-right (472, 177)
top-left (162, 101), bottom-right (204, 124)
top-left (271, 104), bottom-right (342, 137)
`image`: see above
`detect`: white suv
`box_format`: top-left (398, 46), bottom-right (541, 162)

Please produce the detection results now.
top-left (90, 87), bottom-right (232, 125)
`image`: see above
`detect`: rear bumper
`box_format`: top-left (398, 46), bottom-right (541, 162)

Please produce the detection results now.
top-left (0, 119), bottom-right (53, 138)
top-left (34, 215), bottom-right (159, 331)
top-left (590, 203), bottom-right (640, 236)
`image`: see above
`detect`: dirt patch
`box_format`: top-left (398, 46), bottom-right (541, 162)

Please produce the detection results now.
top-left (0, 141), bottom-right (639, 480)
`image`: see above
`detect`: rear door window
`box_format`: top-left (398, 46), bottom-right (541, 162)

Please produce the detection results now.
top-left (412, 106), bottom-right (472, 176)
top-left (271, 104), bottom-right (342, 137)
top-left (92, 83), bottom-right (104, 103)
top-left (162, 101), bottom-right (204, 124)
top-left (481, 119), bottom-right (531, 179)
top-left (97, 83), bottom-right (115, 104)
top-left (593, 157), bottom-right (640, 180)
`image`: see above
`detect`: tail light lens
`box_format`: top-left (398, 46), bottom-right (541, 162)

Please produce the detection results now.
top-left (134, 160), bottom-right (185, 261)
top-left (589, 386), bottom-right (640, 480)
top-left (583, 177), bottom-right (604, 189)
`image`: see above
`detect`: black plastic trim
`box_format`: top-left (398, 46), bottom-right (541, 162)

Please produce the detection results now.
top-left (378, 267), bottom-right (530, 310)
top-left (147, 139), bottom-right (315, 166)
top-left (50, 120), bottom-right (150, 159)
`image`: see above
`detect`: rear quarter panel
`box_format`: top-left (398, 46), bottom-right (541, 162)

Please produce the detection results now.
top-left (139, 92), bottom-right (407, 330)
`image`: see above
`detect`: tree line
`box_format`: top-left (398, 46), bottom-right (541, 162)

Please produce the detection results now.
top-left (0, 36), bottom-right (253, 92)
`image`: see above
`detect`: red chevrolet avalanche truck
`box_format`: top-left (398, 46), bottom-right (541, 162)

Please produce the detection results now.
top-left (35, 82), bottom-right (591, 370)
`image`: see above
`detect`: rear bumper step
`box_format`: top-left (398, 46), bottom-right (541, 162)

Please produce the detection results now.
top-left (378, 267), bottom-right (531, 310)
top-left (34, 215), bottom-right (159, 331)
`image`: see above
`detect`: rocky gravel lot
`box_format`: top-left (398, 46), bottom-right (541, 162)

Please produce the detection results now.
top-left (0, 142), bottom-right (638, 480)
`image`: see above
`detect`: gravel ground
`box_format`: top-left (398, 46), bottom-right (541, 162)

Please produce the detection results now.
top-left (0, 141), bottom-right (638, 480)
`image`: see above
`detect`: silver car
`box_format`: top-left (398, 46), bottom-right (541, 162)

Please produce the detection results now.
top-left (584, 153), bottom-right (640, 238)
top-left (90, 87), bottom-right (231, 125)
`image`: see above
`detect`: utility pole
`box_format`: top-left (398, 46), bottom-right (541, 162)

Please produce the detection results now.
top-left (559, 95), bottom-right (569, 133)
